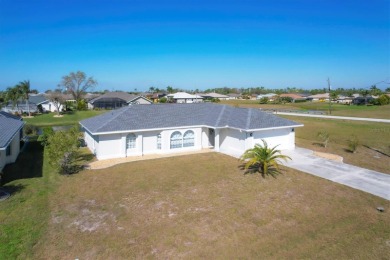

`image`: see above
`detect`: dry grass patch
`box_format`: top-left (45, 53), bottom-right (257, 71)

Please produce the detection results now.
top-left (35, 153), bottom-right (390, 259)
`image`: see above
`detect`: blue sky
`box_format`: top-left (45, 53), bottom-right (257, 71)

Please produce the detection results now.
top-left (0, 0), bottom-right (389, 92)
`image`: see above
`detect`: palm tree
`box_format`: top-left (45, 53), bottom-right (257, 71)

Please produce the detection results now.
top-left (18, 80), bottom-right (31, 116)
top-left (5, 86), bottom-right (22, 112)
top-left (240, 139), bottom-right (291, 177)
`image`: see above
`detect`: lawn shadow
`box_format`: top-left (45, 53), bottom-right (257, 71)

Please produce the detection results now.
top-left (1, 183), bottom-right (25, 196)
top-left (1, 139), bottom-right (44, 185)
top-left (312, 142), bottom-right (325, 147)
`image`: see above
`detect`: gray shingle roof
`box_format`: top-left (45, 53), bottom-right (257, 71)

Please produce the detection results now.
top-left (80, 103), bottom-right (301, 134)
top-left (0, 112), bottom-right (24, 148)
top-left (89, 92), bottom-right (141, 104)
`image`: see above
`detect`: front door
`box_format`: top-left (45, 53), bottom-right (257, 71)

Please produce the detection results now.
top-left (209, 128), bottom-right (215, 147)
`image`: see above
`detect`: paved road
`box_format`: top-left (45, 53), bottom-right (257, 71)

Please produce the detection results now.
top-left (282, 147), bottom-right (390, 200)
top-left (275, 112), bottom-right (390, 123)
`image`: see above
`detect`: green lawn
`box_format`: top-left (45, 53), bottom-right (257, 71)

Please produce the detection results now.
top-left (23, 110), bottom-right (105, 127)
top-left (221, 100), bottom-right (390, 119)
top-left (2, 147), bottom-right (389, 259)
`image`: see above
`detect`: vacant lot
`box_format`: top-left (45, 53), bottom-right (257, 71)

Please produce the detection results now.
top-left (221, 100), bottom-right (390, 119)
top-left (29, 153), bottom-right (389, 259)
top-left (284, 116), bottom-right (390, 174)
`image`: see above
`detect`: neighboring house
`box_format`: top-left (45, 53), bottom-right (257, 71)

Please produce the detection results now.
top-left (227, 93), bottom-right (241, 100)
top-left (308, 93), bottom-right (329, 102)
top-left (2, 94), bottom-right (49, 114)
top-left (200, 92), bottom-right (230, 100)
top-left (88, 91), bottom-right (152, 109)
top-left (80, 103), bottom-right (303, 160)
top-left (149, 93), bottom-right (167, 103)
top-left (256, 93), bottom-right (277, 100)
top-left (352, 96), bottom-right (374, 105)
top-left (279, 93), bottom-right (307, 102)
top-left (335, 95), bottom-right (354, 104)
top-left (166, 92), bottom-right (204, 103)
top-left (0, 112), bottom-right (24, 172)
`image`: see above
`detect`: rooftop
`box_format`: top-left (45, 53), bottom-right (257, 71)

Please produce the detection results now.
top-left (0, 112), bottom-right (24, 149)
top-left (80, 103), bottom-right (302, 134)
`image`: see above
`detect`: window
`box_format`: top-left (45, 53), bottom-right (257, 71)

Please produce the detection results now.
top-left (126, 134), bottom-right (136, 149)
top-left (6, 145), bottom-right (11, 156)
top-left (157, 134), bottom-right (162, 150)
top-left (170, 131), bottom-right (182, 149)
top-left (183, 130), bottom-right (195, 147)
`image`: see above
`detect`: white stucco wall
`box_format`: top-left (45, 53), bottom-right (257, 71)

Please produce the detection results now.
top-left (0, 150), bottom-right (5, 171)
top-left (1, 129), bottom-right (22, 171)
top-left (41, 102), bottom-right (64, 113)
top-left (219, 128), bottom-right (247, 157)
top-left (253, 128), bottom-right (295, 150)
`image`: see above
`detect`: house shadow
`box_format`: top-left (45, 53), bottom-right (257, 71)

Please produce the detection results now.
top-left (1, 139), bottom-right (44, 185)
top-left (1, 183), bottom-right (25, 196)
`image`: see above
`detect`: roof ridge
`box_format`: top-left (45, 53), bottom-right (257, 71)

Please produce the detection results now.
top-left (214, 104), bottom-right (226, 126)
top-left (245, 108), bottom-right (252, 130)
top-left (95, 107), bottom-right (130, 132)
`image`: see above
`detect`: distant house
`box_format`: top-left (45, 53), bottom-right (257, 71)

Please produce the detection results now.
top-left (2, 94), bottom-right (50, 114)
top-left (227, 93), bottom-right (241, 100)
top-left (199, 92), bottom-right (230, 100)
top-left (88, 91), bottom-right (152, 109)
top-left (352, 96), bottom-right (374, 105)
top-left (80, 103), bottom-right (302, 160)
top-left (149, 93), bottom-right (167, 103)
top-left (279, 94), bottom-right (307, 102)
top-left (335, 95), bottom-right (354, 104)
top-left (256, 93), bottom-right (277, 101)
top-left (0, 112), bottom-right (24, 172)
top-left (166, 92), bottom-right (204, 103)
top-left (308, 93), bottom-right (329, 102)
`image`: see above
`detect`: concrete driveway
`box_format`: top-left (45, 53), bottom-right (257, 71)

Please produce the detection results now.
top-left (282, 147), bottom-right (390, 200)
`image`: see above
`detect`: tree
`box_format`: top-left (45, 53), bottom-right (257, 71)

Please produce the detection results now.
top-left (17, 80), bottom-right (31, 116)
top-left (240, 139), bottom-right (291, 177)
top-left (258, 97), bottom-right (269, 104)
top-left (330, 91), bottom-right (339, 101)
top-left (166, 86), bottom-right (174, 93)
top-left (60, 71), bottom-right (97, 104)
top-left (347, 135), bottom-right (359, 153)
top-left (385, 87), bottom-right (390, 93)
top-left (46, 126), bottom-right (81, 174)
top-left (5, 86), bottom-right (22, 112)
top-left (369, 85), bottom-right (381, 96)
top-left (47, 89), bottom-right (65, 116)
top-left (149, 86), bottom-right (155, 93)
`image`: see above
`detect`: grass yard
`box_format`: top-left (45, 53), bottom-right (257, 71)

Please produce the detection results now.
top-left (26, 153), bottom-right (389, 259)
top-left (283, 116), bottom-right (390, 174)
top-left (23, 110), bottom-right (105, 127)
top-left (221, 100), bottom-right (390, 119)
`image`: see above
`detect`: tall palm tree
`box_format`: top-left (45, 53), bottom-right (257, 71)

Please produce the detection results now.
top-left (5, 86), bottom-right (21, 112)
top-left (240, 139), bottom-right (291, 176)
top-left (18, 80), bottom-right (31, 116)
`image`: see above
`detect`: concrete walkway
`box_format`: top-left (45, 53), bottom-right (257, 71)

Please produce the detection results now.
top-left (88, 149), bottom-right (214, 170)
top-left (275, 112), bottom-right (390, 123)
top-left (282, 147), bottom-right (390, 200)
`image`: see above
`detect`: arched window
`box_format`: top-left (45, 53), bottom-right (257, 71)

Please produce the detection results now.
top-left (126, 133), bottom-right (136, 149)
top-left (183, 130), bottom-right (195, 147)
top-left (157, 134), bottom-right (162, 149)
top-left (170, 131), bottom-right (182, 149)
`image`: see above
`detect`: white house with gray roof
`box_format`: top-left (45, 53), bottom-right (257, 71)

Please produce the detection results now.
top-left (0, 112), bottom-right (24, 171)
top-left (80, 103), bottom-right (302, 160)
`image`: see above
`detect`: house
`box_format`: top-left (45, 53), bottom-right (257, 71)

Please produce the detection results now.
top-left (2, 94), bottom-right (48, 114)
top-left (256, 93), bottom-right (277, 101)
top-left (149, 93), bottom-right (167, 103)
top-left (279, 93), bottom-right (307, 102)
top-left (227, 93), bottom-right (241, 100)
top-left (308, 93), bottom-right (329, 102)
top-left (88, 91), bottom-right (152, 109)
top-left (80, 103), bottom-right (303, 160)
top-left (200, 92), bottom-right (230, 100)
top-left (166, 92), bottom-right (204, 103)
top-left (0, 112), bottom-right (24, 172)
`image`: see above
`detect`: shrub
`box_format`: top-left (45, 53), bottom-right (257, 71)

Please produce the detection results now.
top-left (24, 124), bottom-right (39, 136)
top-left (37, 127), bottom-right (54, 146)
top-left (159, 97), bottom-right (167, 103)
top-left (317, 130), bottom-right (330, 148)
top-left (347, 135), bottom-right (359, 153)
top-left (211, 98), bottom-right (220, 103)
top-left (377, 94), bottom-right (390, 106)
top-left (258, 97), bottom-right (269, 104)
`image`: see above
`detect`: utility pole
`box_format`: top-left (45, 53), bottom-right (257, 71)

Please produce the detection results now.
top-left (327, 78), bottom-right (332, 115)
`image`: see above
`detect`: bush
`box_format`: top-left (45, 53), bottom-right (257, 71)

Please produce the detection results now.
top-left (77, 99), bottom-right (87, 110)
top-left (159, 97), bottom-right (167, 103)
top-left (377, 94), bottom-right (390, 106)
top-left (37, 127), bottom-right (54, 146)
top-left (258, 97), bottom-right (269, 104)
top-left (211, 98), bottom-right (220, 103)
top-left (347, 135), bottom-right (359, 153)
top-left (24, 124), bottom-right (39, 136)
